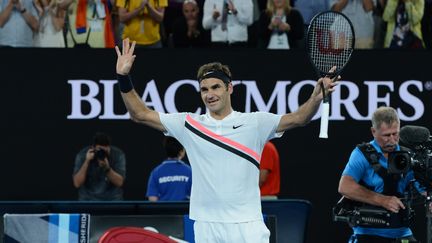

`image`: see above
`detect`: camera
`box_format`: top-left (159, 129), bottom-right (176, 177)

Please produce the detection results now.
top-left (388, 151), bottom-right (412, 174)
top-left (93, 148), bottom-right (107, 161)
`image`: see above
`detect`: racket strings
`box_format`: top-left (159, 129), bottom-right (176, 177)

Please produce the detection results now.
top-left (308, 12), bottom-right (354, 75)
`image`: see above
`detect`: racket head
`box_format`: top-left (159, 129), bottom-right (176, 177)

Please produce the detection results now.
top-left (307, 11), bottom-right (355, 77)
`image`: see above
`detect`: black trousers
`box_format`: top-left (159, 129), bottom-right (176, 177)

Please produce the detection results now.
top-left (352, 234), bottom-right (417, 243)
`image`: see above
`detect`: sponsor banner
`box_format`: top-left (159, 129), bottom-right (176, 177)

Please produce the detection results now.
top-left (1, 48), bottom-right (431, 243)
top-left (4, 214), bottom-right (90, 243)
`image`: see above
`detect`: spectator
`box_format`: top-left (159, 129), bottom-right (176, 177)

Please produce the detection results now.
top-left (72, 132), bottom-right (126, 201)
top-left (372, 0), bottom-right (386, 48)
top-left (331, 0), bottom-right (376, 49)
top-left (171, 0), bottom-right (210, 47)
top-left (422, 0), bottom-right (432, 48)
top-left (33, 0), bottom-right (73, 47)
top-left (0, 0), bottom-right (39, 47)
top-left (246, 0), bottom-right (262, 47)
top-left (65, 0), bottom-right (115, 48)
top-left (293, 0), bottom-right (329, 48)
top-left (383, 0), bottom-right (425, 49)
top-left (259, 141), bottom-right (280, 200)
top-left (202, 0), bottom-right (253, 47)
top-left (146, 136), bottom-right (192, 201)
top-left (257, 0), bottom-right (304, 49)
top-left (163, 0), bottom-right (186, 44)
top-left (117, 0), bottom-right (167, 48)
top-left (111, 0), bottom-right (125, 46)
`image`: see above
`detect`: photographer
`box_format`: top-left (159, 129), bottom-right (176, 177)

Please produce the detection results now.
top-left (72, 132), bottom-right (126, 201)
top-left (338, 106), bottom-right (422, 243)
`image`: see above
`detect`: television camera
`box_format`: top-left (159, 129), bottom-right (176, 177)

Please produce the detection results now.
top-left (333, 125), bottom-right (432, 232)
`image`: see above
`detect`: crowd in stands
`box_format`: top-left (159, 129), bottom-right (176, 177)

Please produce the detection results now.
top-left (0, 0), bottom-right (430, 48)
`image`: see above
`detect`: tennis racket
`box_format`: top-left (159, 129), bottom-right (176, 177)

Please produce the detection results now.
top-left (307, 11), bottom-right (355, 139)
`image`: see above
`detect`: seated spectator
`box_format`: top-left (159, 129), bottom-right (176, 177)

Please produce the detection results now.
top-left (202, 0), bottom-right (253, 47)
top-left (383, 0), bottom-right (425, 49)
top-left (65, 0), bottom-right (115, 48)
top-left (171, 0), bottom-right (210, 47)
top-left (331, 0), bottom-right (376, 49)
top-left (117, 0), bottom-right (167, 48)
top-left (0, 0), bottom-right (39, 47)
top-left (146, 136), bottom-right (192, 201)
top-left (34, 0), bottom-right (73, 47)
top-left (73, 132), bottom-right (126, 201)
top-left (258, 0), bottom-right (304, 49)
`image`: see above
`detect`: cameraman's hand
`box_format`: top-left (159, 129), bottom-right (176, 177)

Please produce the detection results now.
top-left (85, 148), bottom-right (95, 162)
top-left (381, 195), bottom-right (405, 213)
top-left (98, 158), bottom-right (110, 171)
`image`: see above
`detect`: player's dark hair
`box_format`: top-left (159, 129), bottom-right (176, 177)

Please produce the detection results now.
top-left (197, 62), bottom-right (232, 87)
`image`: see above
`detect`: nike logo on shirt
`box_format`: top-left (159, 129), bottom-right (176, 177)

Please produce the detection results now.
top-left (233, 125), bottom-right (243, 129)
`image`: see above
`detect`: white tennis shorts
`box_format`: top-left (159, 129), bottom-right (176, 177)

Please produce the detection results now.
top-left (193, 220), bottom-right (270, 243)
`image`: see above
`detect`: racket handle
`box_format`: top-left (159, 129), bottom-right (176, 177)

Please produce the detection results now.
top-left (319, 102), bottom-right (330, 139)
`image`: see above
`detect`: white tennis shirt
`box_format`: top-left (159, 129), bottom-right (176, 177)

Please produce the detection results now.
top-left (159, 111), bottom-right (283, 222)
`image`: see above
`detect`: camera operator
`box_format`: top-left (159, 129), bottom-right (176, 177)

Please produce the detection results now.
top-left (338, 106), bottom-right (422, 243)
top-left (72, 132), bottom-right (126, 201)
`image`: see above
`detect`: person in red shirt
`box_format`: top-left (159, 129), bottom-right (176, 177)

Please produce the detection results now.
top-left (259, 141), bottom-right (280, 199)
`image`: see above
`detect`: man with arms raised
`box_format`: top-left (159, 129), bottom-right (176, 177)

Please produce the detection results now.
top-left (115, 38), bottom-right (338, 243)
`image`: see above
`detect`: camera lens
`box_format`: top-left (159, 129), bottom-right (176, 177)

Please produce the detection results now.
top-left (388, 151), bottom-right (411, 174)
top-left (95, 149), bottom-right (106, 160)
top-left (394, 155), bottom-right (409, 170)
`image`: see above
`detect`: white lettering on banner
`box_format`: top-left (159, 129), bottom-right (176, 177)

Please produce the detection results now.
top-left (67, 79), bottom-right (428, 121)
top-left (80, 214), bottom-right (88, 243)
top-left (99, 80), bottom-right (129, 119)
top-left (243, 80), bottom-right (291, 114)
top-left (397, 80), bottom-right (424, 121)
top-left (331, 81), bottom-right (366, 120)
top-left (142, 80), bottom-right (165, 112)
top-left (364, 81), bottom-right (393, 117)
top-left (68, 80), bottom-right (101, 119)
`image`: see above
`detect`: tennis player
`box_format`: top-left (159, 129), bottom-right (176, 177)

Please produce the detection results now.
top-left (115, 38), bottom-right (338, 243)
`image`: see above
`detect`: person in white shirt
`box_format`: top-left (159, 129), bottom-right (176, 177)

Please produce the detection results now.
top-left (202, 0), bottom-right (253, 47)
top-left (331, 0), bottom-right (376, 49)
top-left (114, 38), bottom-right (339, 243)
top-left (0, 0), bottom-right (39, 47)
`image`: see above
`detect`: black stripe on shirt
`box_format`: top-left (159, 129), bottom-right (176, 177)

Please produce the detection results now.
top-left (185, 122), bottom-right (259, 169)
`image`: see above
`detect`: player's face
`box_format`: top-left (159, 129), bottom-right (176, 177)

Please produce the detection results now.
top-left (371, 121), bottom-right (400, 153)
top-left (199, 78), bottom-right (232, 115)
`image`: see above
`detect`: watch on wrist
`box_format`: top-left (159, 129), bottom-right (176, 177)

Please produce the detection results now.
top-left (104, 167), bottom-right (111, 173)
top-left (20, 8), bottom-right (26, 13)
